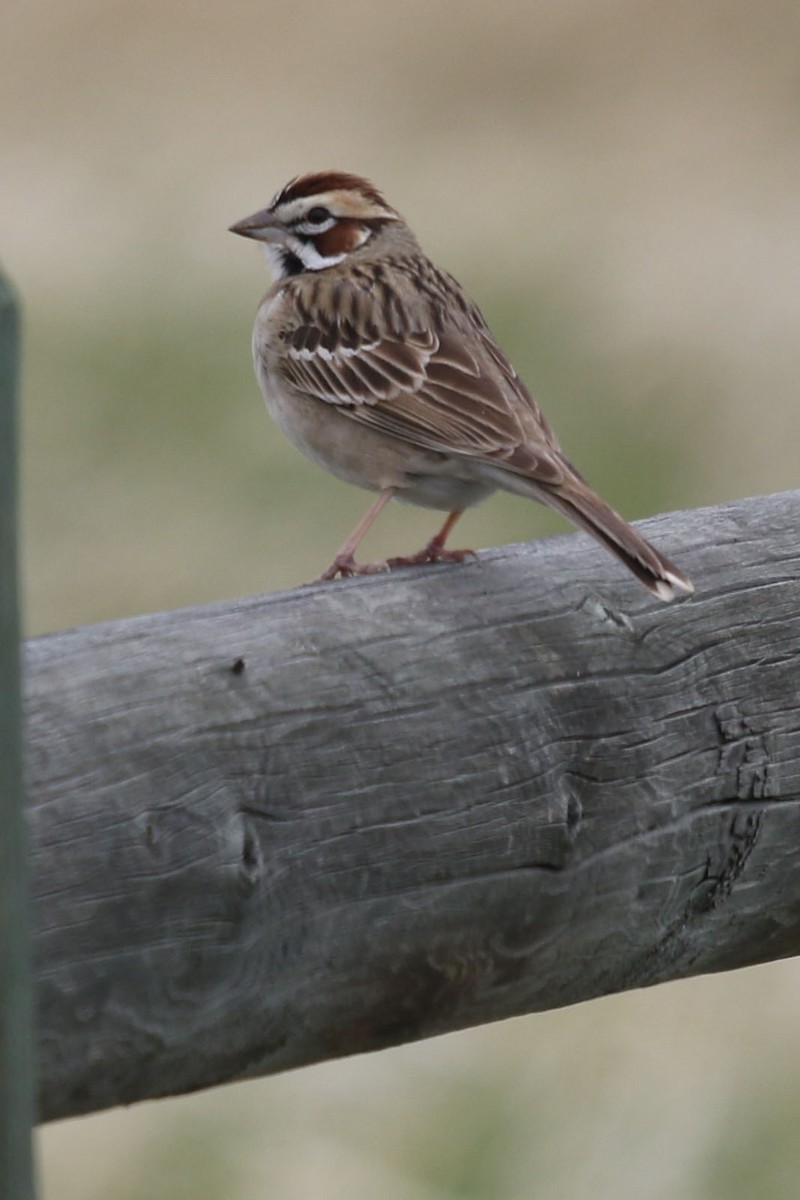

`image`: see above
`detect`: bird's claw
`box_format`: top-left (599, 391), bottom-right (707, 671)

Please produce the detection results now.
top-left (385, 544), bottom-right (477, 569)
top-left (317, 554), bottom-right (390, 582)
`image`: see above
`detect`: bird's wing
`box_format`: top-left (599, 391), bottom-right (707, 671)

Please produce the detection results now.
top-left (275, 278), bottom-right (568, 486)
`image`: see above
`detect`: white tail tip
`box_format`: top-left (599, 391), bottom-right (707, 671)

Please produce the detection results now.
top-left (652, 570), bottom-right (695, 602)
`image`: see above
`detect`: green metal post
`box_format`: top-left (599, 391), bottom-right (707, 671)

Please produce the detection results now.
top-left (0, 270), bottom-right (37, 1197)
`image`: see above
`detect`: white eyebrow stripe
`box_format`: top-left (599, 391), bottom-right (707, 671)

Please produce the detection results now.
top-left (273, 193), bottom-right (340, 223)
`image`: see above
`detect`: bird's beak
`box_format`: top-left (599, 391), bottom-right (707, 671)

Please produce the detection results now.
top-left (228, 207), bottom-right (284, 242)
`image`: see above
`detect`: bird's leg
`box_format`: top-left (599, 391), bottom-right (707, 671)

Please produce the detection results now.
top-left (386, 509), bottom-right (476, 569)
top-left (317, 488), bottom-right (396, 580)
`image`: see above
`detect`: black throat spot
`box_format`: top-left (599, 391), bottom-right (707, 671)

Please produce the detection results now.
top-left (280, 248), bottom-right (306, 277)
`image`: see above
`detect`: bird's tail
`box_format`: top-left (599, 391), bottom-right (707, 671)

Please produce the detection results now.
top-left (483, 464), bottom-right (694, 601)
top-left (544, 479), bottom-right (693, 601)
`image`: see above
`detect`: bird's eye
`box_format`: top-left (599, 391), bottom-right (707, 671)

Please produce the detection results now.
top-left (306, 206), bottom-right (331, 225)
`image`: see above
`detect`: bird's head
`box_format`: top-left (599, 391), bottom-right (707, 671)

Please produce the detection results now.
top-left (229, 171), bottom-right (404, 278)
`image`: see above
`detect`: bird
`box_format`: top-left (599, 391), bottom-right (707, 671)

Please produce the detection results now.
top-left (229, 171), bottom-right (693, 600)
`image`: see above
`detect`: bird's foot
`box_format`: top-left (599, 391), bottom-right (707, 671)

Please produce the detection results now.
top-left (385, 540), bottom-right (477, 570)
top-left (317, 553), bottom-right (390, 582)
top-left (317, 539), bottom-right (477, 581)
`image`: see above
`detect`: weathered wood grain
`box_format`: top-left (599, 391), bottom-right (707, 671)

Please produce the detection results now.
top-left (26, 490), bottom-right (800, 1122)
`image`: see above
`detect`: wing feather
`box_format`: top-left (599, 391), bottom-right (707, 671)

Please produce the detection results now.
top-left (274, 275), bottom-right (566, 485)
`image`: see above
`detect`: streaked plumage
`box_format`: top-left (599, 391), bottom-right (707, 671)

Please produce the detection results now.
top-left (230, 172), bottom-right (693, 599)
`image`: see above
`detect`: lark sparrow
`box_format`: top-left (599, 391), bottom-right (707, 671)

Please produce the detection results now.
top-left (230, 171), bottom-right (693, 600)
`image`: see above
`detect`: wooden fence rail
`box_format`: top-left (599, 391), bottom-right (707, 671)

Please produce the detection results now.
top-left (26, 489), bottom-right (800, 1123)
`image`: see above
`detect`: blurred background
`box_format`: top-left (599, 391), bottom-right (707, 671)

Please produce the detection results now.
top-left (4, 0), bottom-right (800, 1195)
